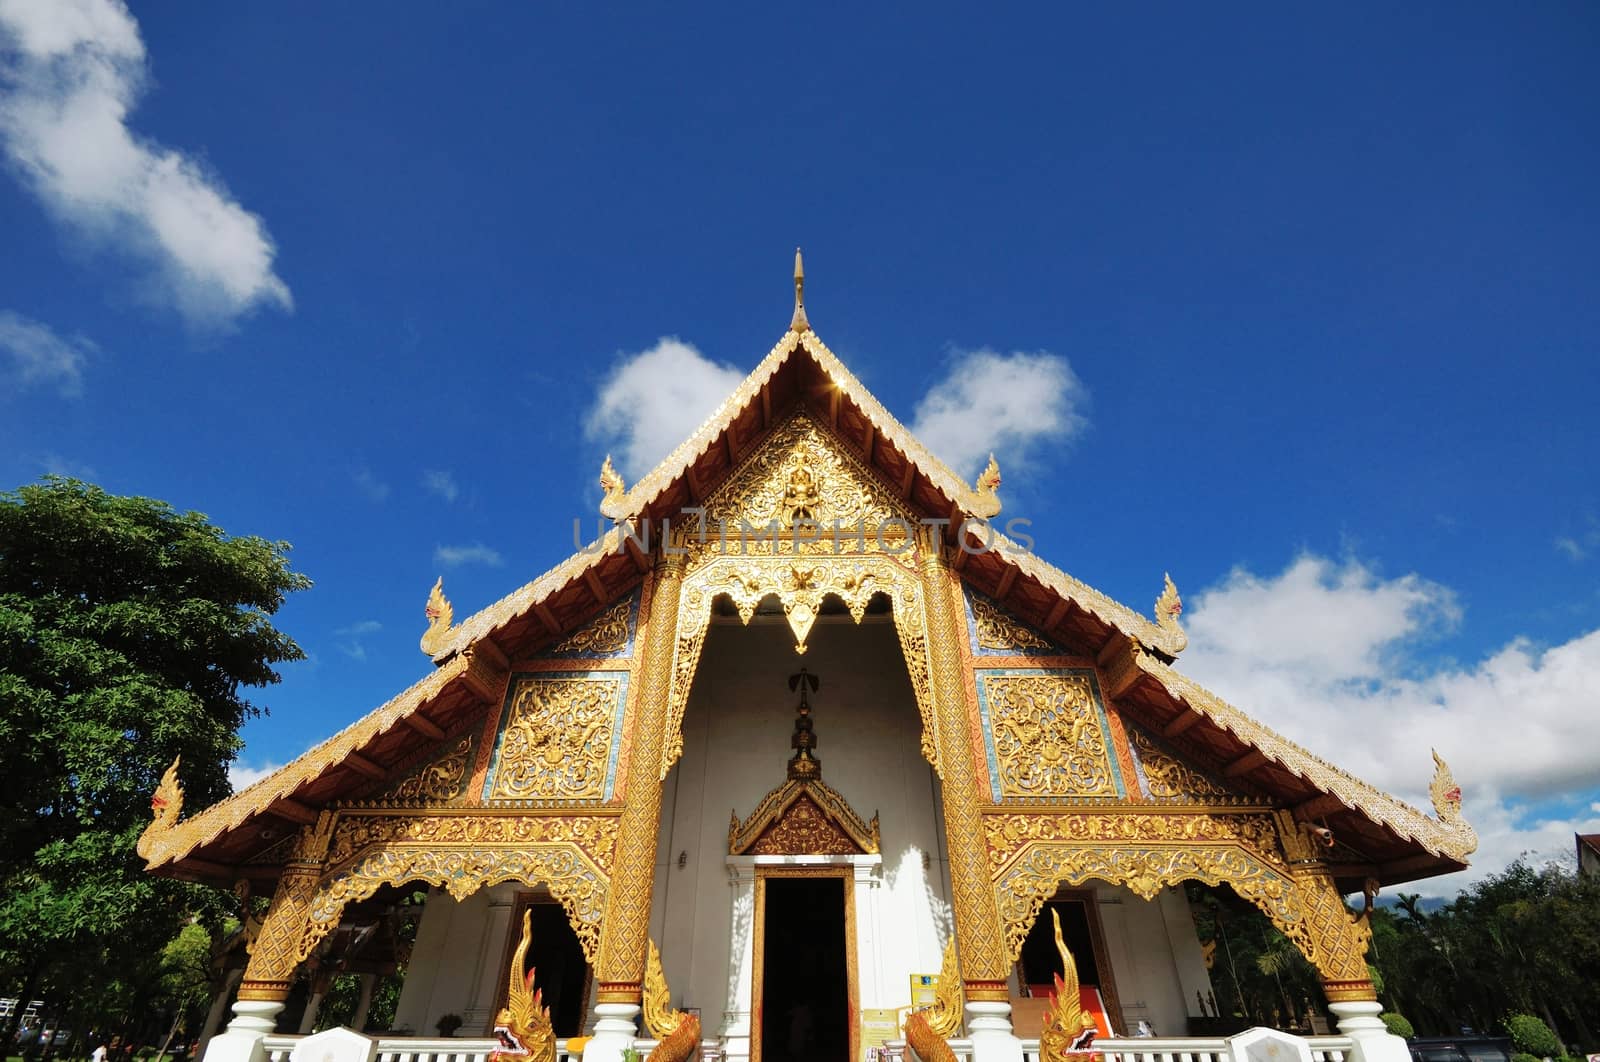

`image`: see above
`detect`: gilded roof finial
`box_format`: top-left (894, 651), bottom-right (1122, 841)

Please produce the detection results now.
top-left (790, 248), bottom-right (810, 333)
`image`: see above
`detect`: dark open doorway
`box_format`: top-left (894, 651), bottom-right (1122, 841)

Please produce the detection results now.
top-left (498, 897), bottom-right (590, 1038)
top-left (759, 876), bottom-right (850, 1062)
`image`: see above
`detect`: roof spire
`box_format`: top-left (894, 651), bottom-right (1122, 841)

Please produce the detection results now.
top-left (790, 247), bottom-right (810, 333)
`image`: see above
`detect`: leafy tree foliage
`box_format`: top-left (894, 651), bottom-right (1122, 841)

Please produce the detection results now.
top-left (1505, 1014), bottom-right (1563, 1057)
top-left (1368, 861), bottom-right (1600, 1050)
top-left (0, 478), bottom-right (309, 1045)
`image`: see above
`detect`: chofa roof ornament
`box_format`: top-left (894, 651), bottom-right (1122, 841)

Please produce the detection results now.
top-left (420, 577), bottom-right (454, 656)
top-left (598, 455), bottom-right (628, 520)
top-left (1153, 572), bottom-right (1187, 655)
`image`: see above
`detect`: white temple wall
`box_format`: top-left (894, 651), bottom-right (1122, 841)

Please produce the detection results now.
top-left (648, 614), bottom-right (954, 1021)
top-left (393, 884), bottom-right (516, 1036)
top-left (1091, 884), bottom-right (1198, 1036)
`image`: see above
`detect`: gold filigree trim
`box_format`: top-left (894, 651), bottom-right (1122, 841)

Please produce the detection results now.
top-left (322, 812), bottom-right (619, 875)
top-left (730, 777), bottom-right (879, 855)
top-left (309, 843), bottom-right (610, 962)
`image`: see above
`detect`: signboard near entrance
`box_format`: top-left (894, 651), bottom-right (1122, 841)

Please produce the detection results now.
top-left (909, 973), bottom-right (940, 1009)
top-left (860, 1007), bottom-right (901, 1061)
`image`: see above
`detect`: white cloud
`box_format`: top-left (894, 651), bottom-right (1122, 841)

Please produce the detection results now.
top-left (0, 0), bottom-right (291, 327)
top-left (910, 349), bottom-right (1088, 478)
top-left (586, 337), bottom-right (744, 478)
top-left (40, 452), bottom-right (96, 478)
top-left (435, 542), bottom-right (503, 568)
top-left (335, 619), bottom-right (382, 637)
top-left (350, 465), bottom-right (389, 502)
top-left (0, 309), bottom-right (91, 395)
top-left (1179, 554), bottom-right (1600, 895)
top-left (228, 758), bottom-right (282, 792)
top-left (421, 469), bottom-right (459, 503)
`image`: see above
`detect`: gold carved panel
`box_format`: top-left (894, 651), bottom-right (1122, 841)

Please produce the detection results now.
top-left (693, 410), bottom-right (916, 559)
top-left (549, 592), bottom-right (637, 658)
top-left (379, 733), bottom-right (476, 804)
top-left (964, 589), bottom-right (1057, 655)
top-left (1127, 726), bottom-right (1234, 802)
top-left (977, 670), bottom-right (1121, 800)
top-left (749, 795), bottom-right (863, 855)
top-left (488, 673), bottom-right (627, 802)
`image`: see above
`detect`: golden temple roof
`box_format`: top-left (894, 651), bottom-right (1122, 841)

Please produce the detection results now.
top-left (142, 263), bottom-right (1474, 887)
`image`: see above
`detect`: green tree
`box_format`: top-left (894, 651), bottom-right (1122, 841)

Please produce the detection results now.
top-left (0, 477), bottom-right (309, 1047)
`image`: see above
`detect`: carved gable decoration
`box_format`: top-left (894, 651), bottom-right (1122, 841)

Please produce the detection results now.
top-left (976, 668), bottom-right (1125, 801)
top-left (963, 588), bottom-right (1060, 656)
top-left (547, 590), bottom-right (638, 659)
top-left (377, 732), bottom-right (477, 804)
top-left (1126, 724), bottom-right (1240, 804)
top-left (729, 777), bottom-right (880, 855)
top-left (485, 672), bottom-right (629, 804)
top-left (697, 410), bottom-right (915, 560)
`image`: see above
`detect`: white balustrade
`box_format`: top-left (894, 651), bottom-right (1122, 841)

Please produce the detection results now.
top-left (259, 1027), bottom-right (1351, 1062)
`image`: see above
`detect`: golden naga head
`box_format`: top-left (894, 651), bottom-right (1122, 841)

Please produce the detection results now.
top-left (1039, 908), bottom-right (1097, 1061)
top-left (644, 939), bottom-right (701, 1062)
top-left (136, 756), bottom-right (185, 861)
top-left (1153, 572), bottom-right (1188, 655)
top-left (420, 577), bottom-right (454, 657)
top-left (491, 910), bottom-right (555, 1062)
top-left (599, 456), bottom-right (628, 520)
top-left (969, 454), bottom-right (1003, 518)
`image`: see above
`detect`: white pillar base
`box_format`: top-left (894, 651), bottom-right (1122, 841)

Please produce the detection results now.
top-left (966, 1001), bottom-right (1023, 1062)
top-left (581, 1003), bottom-right (640, 1062)
top-left (203, 1000), bottom-right (284, 1062)
top-left (1329, 1001), bottom-right (1410, 1062)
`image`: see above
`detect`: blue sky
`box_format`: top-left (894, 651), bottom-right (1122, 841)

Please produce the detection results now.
top-left (1, 2), bottom-right (1596, 893)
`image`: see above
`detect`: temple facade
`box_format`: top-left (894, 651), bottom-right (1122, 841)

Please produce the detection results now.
top-left (140, 260), bottom-right (1477, 1062)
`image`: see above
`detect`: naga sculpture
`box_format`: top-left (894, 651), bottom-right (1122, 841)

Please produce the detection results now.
top-left (904, 938), bottom-right (963, 1062)
top-left (970, 454), bottom-right (1003, 519)
top-left (491, 910), bottom-right (556, 1062)
top-left (599, 456), bottom-right (628, 520)
top-left (1038, 909), bottom-right (1098, 1061)
top-left (1154, 572), bottom-right (1187, 655)
top-left (136, 756), bottom-right (184, 860)
top-left (643, 939), bottom-right (701, 1062)
top-left (1430, 748), bottom-right (1479, 858)
top-left (420, 577), bottom-right (454, 656)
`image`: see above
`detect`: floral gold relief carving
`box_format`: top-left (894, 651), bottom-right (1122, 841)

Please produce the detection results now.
top-left (551, 596), bottom-right (635, 657)
top-left (323, 813), bottom-right (619, 873)
top-left (749, 795), bottom-right (861, 855)
top-left (490, 676), bottom-right (625, 801)
top-left (982, 673), bottom-right (1117, 798)
top-left (968, 593), bottom-right (1054, 654)
top-left (1129, 727), bottom-right (1232, 801)
top-left (383, 734), bottom-right (475, 803)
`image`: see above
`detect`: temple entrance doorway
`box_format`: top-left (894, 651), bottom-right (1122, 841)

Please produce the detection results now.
top-left (1011, 891), bottom-right (1122, 1039)
top-left (755, 873), bottom-right (852, 1062)
top-left (497, 894), bottom-right (590, 1038)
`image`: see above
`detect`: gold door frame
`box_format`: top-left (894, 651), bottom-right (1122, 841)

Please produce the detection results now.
top-left (751, 865), bottom-right (859, 1062)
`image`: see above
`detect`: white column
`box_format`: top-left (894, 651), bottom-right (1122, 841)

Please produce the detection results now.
top-left (196, 968), bottom-right (245, 1060)
top-left (717, 859), bottom-right (757, 1062)
top-left (581, 1003), bottom-right (641, 1062)
top-left (852, 859), bottom-right (883, 1011)
top-left (296, 987), bottom-right (326, 1035)
top-left (964, 1001), bottom-right (1023, 1062)
top-left (1329, 1001), bottom-right (1411, 1062)
top-left (202, 1000), bottom-right (284, 1062)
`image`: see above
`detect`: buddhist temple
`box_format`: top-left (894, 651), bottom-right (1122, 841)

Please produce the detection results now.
top-left (139, 255), bottom-right (1477, 1062)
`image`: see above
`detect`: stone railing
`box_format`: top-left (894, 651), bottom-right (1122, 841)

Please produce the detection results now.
top-left (259, 1033), bottom-right (729, 1062)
